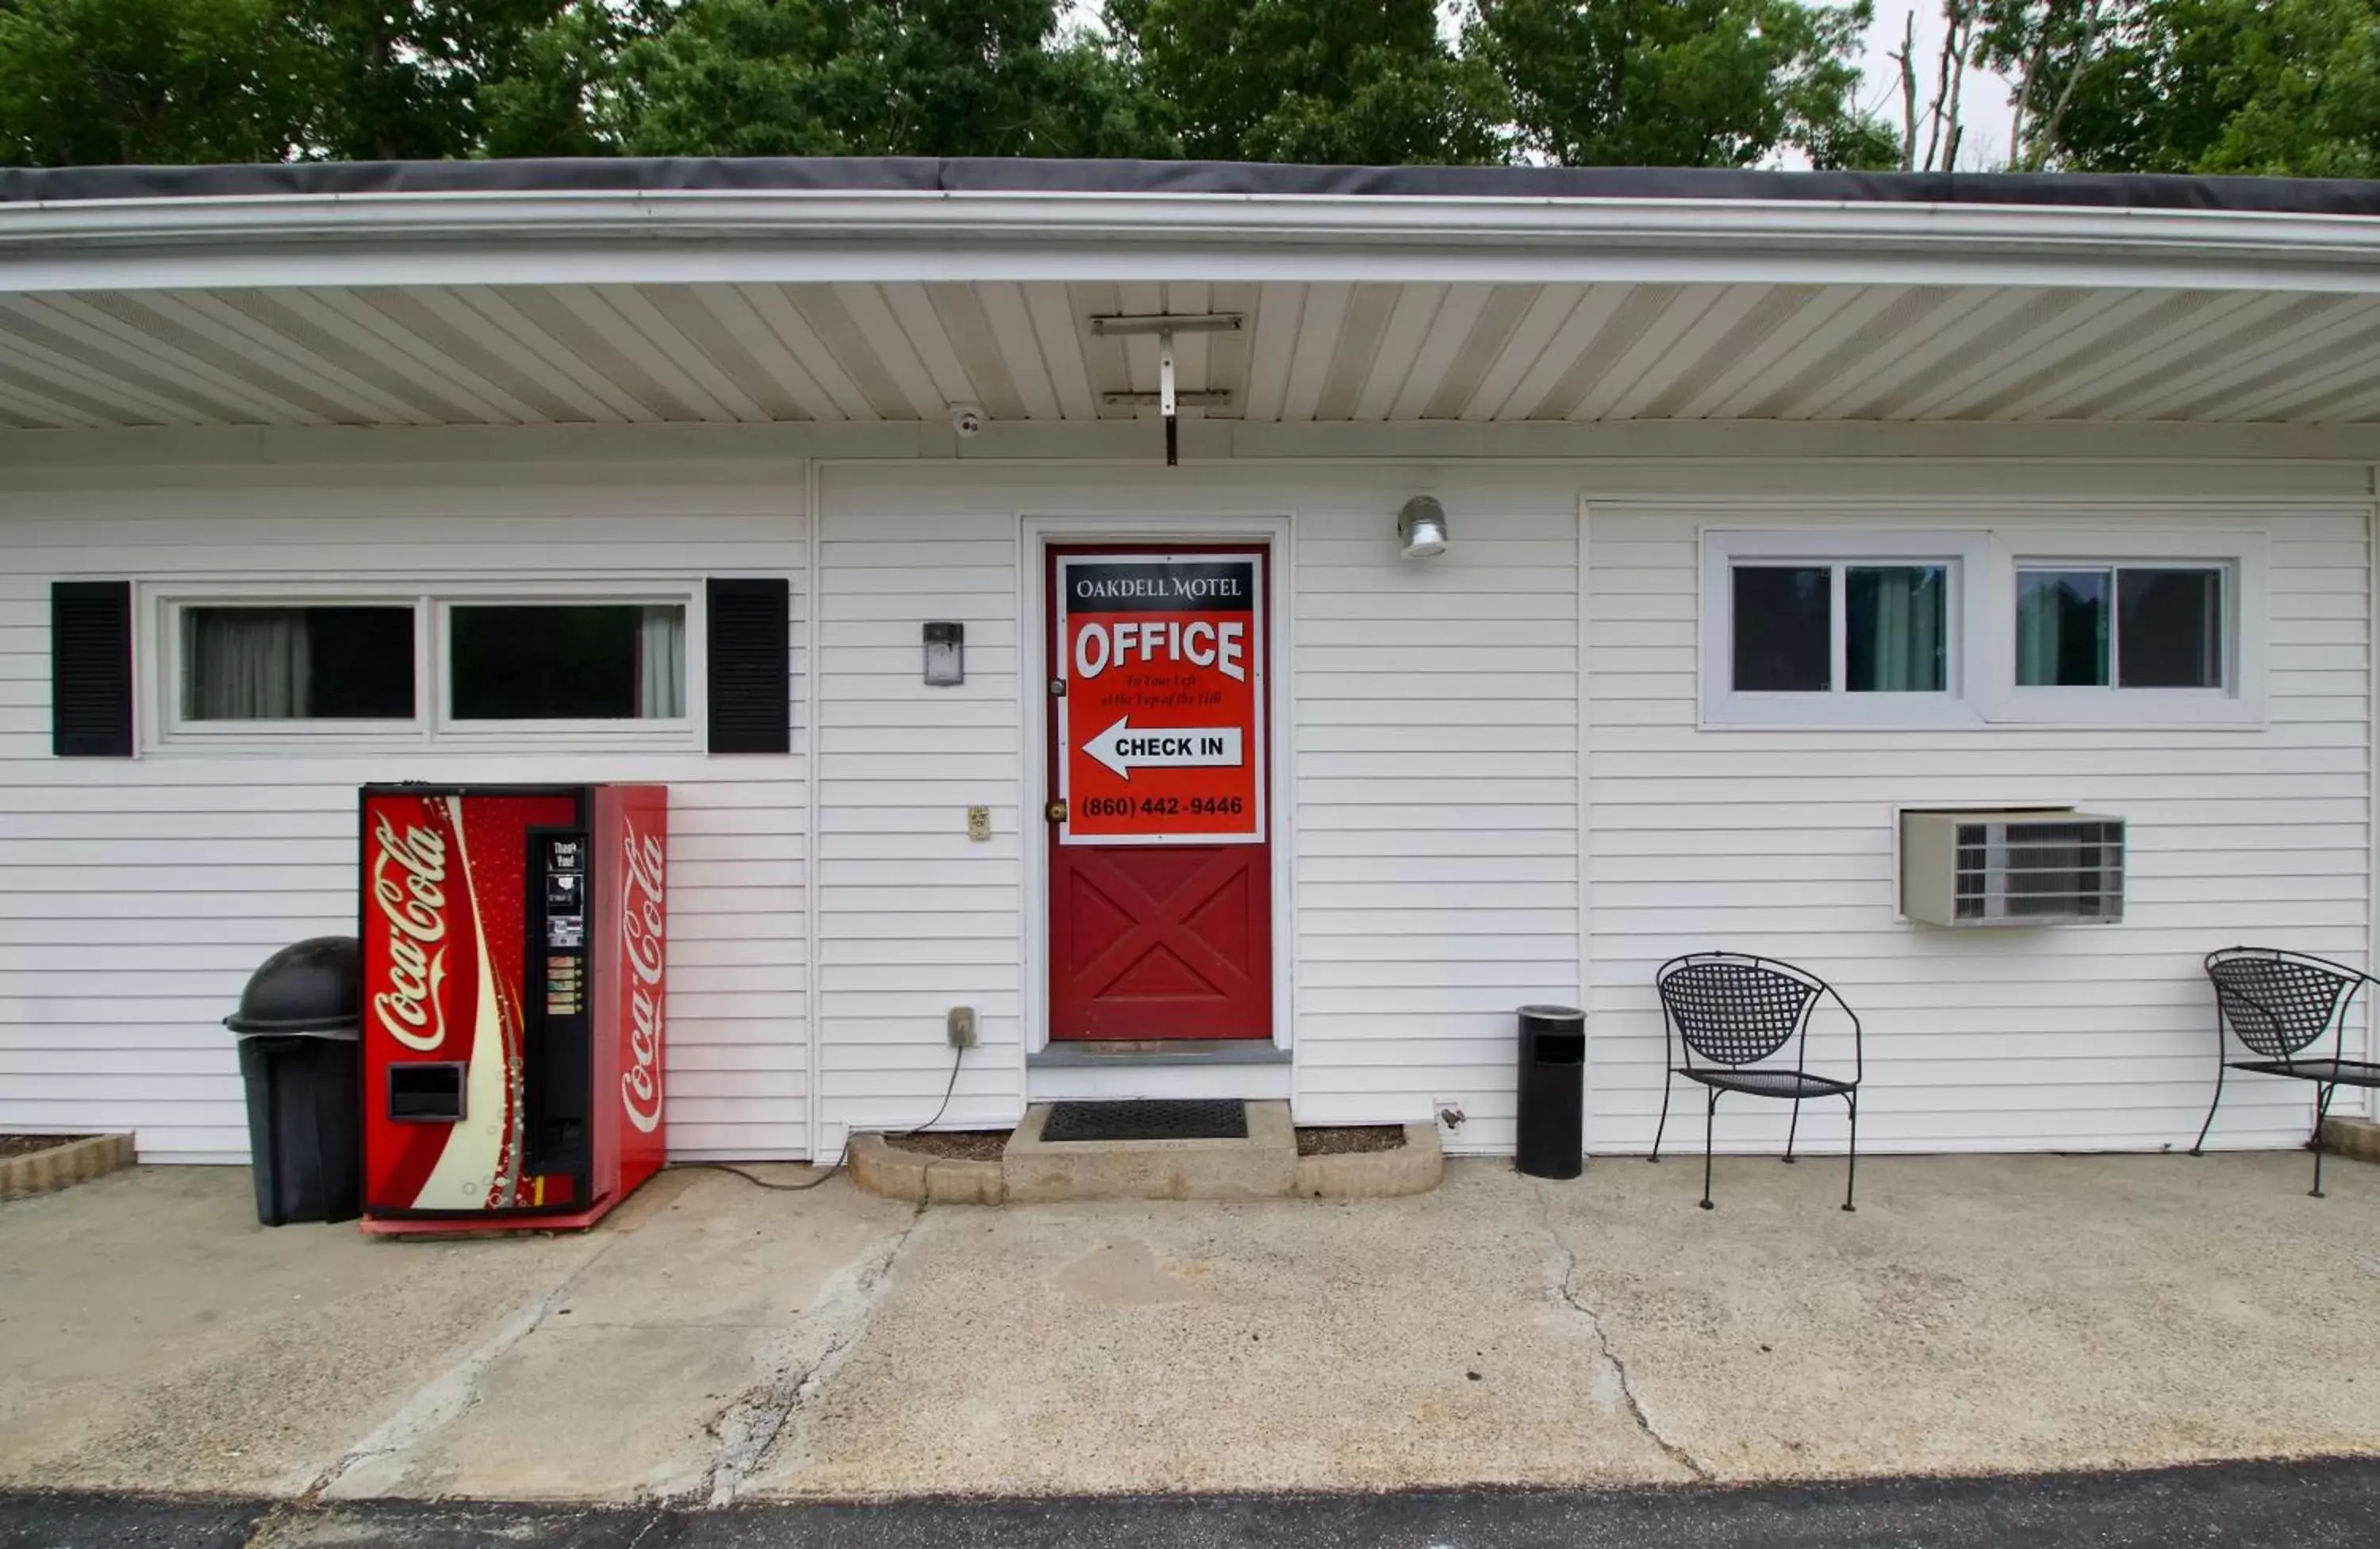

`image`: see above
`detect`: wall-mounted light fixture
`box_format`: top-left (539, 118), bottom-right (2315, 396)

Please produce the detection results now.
top-left (923, 621), bottom-right (964, 686)
top-left (1397, 496), bottom-right (1449, 559)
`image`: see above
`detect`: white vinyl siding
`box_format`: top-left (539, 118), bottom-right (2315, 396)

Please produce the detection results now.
top-left (5, 433), bottom-right (2371, 1168)
top-left (1290, 490), bottom-right (1583, 1153)
top-left (0, 463), bottom-right (808, 1162)
top-left (814, 476), bottom-right (1026, 1140)
top-left (1588, 498), bottom-right (2371, 1156)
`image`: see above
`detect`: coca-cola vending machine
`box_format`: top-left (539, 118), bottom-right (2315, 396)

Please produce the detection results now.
top-left (358, 783), bottom-right (667, 1235)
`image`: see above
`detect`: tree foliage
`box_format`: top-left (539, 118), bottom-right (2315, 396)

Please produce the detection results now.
top-left (1472, 0), bottom-right (1894, 170)
top-left (0, 0), bottom-right (1891, 167)
top-left (1104, 0), bottom-right (1505, 165)
top-left (1990, 0), bottom-right (2380, 177)
top-left (0, 0), bottom-right (313, 163)
top-left (612, 0), bottom-right (1170, 157)
top-left (13, 0), bottom-right (2370, 177)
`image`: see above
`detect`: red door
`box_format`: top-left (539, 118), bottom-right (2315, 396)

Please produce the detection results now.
top-left (1048, 545), bottom-right (1273, 1040)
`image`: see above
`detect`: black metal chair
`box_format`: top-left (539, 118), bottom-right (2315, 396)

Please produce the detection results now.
top-left (1651, 953), bottom-right (1864, 1212)
top-left (2194, 947), bottom-right (2380, 1197)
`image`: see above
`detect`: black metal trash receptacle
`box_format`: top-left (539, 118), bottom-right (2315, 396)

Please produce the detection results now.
top-left (1516, 1004), bottom-right (1587, 1180)
top-left (225, 936), bottom-right (363, 1226)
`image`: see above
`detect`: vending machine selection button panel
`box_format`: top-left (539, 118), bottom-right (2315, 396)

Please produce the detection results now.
top-left (545, 953), bottom-right (584, 1015)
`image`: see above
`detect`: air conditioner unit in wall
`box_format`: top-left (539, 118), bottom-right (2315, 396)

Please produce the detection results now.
top-left (1900, 809), bottom-right (2126, 927)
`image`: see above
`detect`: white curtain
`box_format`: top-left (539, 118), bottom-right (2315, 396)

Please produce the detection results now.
top-left (638, 605), bottom-right (686, 718)
top-left (186, 609), bottom-right (309, 719)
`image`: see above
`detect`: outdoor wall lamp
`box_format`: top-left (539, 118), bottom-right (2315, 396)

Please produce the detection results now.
top-left (923, 621), bottom-right (964, 686)
top-left (1398, 496), bottom-right (1449, 559)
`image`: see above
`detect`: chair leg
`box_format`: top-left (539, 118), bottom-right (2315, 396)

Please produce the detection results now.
top-left (2310, 1082), bottom-right (2338, 1198)
top-left (1841, 1091), bottom-right (1859, 1213)
top-left (1783, 1097), bottom-right (1802, 1163)
top-left (1650, 1069), bottom-right (1673, 1163)
top-left (1700, 1088), bottom-right (1718, 1210)
top-left (2191, 1055), bottom-right (2229, 1156)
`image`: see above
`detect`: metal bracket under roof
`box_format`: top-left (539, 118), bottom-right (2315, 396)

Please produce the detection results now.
top-left (1102, 389), bottom-right (1233, 406)
top-left (1088, 313), bottom-right (1244, 336)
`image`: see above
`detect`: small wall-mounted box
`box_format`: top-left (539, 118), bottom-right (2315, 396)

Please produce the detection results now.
top-left (1901, 809), bottom-right (2125, 927)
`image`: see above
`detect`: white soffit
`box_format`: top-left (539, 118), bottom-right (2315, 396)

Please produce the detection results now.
top-left (3, 275), bottom-right (2380, 431)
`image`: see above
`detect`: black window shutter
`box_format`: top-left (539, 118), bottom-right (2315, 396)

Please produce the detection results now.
top-left (706, 577), bottom-right (791, 755)
top-left (52, 581), bottom-right (133, 757)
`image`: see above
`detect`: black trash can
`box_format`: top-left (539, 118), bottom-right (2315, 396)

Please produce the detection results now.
top-left (225, 936), bottom-right (363, 1226)
top-left (1516, 1004), bottom-right (1586, 1180)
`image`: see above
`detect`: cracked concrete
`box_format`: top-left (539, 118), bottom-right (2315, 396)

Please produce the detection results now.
top-left (704, 1201), bottom-right (926, 1504)
top-left (316, 1169), bottom-right (917, 1504)
top-left (6, 1152), bottom-right (2380, 1507)
top-left (1536, 1149), bottom-right (2380, 1480)
top-left (1534, 1180), bottom-right (1711, 1483)
top-left (743, 1163), bottom-right (1687, 1497)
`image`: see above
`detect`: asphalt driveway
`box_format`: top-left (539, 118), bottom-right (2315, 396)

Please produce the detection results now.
top-left (6, 1459), bottom-right (2380, 1548)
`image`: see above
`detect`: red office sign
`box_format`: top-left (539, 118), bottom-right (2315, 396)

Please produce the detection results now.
top-left (1058, 553), bottom-right (1265, 844)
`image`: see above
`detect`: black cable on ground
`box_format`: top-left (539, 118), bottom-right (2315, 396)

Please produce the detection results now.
top-left (662, 1039), bottom-right (965, 1190)
top-left (664, 1159), bottom-right (839, 1190)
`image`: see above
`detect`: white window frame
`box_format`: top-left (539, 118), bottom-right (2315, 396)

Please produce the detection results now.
top-left (1702, 529), bottom-right (1992, 728)
top-left (1983, 529), bottom-right (2266, 728)
top-left (144, 578), bottom-right (707, 752)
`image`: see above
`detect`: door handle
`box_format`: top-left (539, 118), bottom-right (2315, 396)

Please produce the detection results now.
top-left (1046, 800), bottom-right (1067, 823)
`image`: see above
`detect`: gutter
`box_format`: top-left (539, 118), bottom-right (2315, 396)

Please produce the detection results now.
top-left (3, 190), bottom-right (2380, 293)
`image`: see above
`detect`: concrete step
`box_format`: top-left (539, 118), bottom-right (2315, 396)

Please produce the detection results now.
top-left (847, 1104), bottom-right (1445, 1203)
top-left (1003, 1101), bottom-right (1298, 1202)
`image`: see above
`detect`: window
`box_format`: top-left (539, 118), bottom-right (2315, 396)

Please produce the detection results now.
top-left (2014, 566), bottom-right (2225, 690)
top-left (1995, 530), bottom-right (2262, 725)
top-left (1729, 564), bottom-right (1949, 695)
top-left (1704, 531), bottom-right (1987, 726)
top-left (448, 604), bottom-right (686, 721)
top-left (1704, 525), bottom-right (2264, 729)
top-left (182, 605), bottom-right (415, 721)
top-left (154, 585), bottom-right (702, 747)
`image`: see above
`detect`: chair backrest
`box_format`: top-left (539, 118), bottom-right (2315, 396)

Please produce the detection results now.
top-left (2205, 947), bottom-right (2366, 1060)
top-left (1656, 954), bottom-right (1822, 1068)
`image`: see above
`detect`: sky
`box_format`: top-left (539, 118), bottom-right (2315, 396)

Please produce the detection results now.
top-left (1858, 2), bottom-right (2021, 171)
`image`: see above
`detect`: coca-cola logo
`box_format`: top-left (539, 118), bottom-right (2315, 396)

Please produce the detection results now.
top-left (620, 822), bottom-right (666, 1134)
top-left (370, 812), bottom-right (450, 1053)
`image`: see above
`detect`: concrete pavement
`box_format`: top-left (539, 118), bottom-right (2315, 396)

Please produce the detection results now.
top-left (0, 1153), bottom-right (2376, 1506)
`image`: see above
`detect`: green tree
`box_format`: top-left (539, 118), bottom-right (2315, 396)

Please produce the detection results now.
top-left (1469, 0), bottom-right (1894, 169)
top-left (294, 0), bottom-right (585, 160)
top-left (0, 0), bottom-right (314, 163)
top-left (1989, 0), bottom-right (2380, 176)
top-left (1104, 0), bottom-right (1508, 164)
top-left (479, 0), bottom-right (662, 157)
top-left (615, 0), bottom-right (1172, 158)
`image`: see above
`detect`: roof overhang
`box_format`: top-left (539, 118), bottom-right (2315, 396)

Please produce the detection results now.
top-left (4, 160), bottom-right (2380, 432)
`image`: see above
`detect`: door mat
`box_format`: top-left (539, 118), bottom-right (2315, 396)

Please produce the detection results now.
top-left (1042, 1100), bottom-right (1248, 1143)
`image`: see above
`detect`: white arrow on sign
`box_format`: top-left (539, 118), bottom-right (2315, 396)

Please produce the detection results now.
top-left (1081, 716), bottom-right (1243, 781)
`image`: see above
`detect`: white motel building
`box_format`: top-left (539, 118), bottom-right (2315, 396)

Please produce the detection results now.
top-left (2, 159), bottom-right (2377, 1167)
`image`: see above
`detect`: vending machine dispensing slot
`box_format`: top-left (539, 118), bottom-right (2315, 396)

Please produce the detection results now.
top-left (386, 1062), bottom-right (466, 1124)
